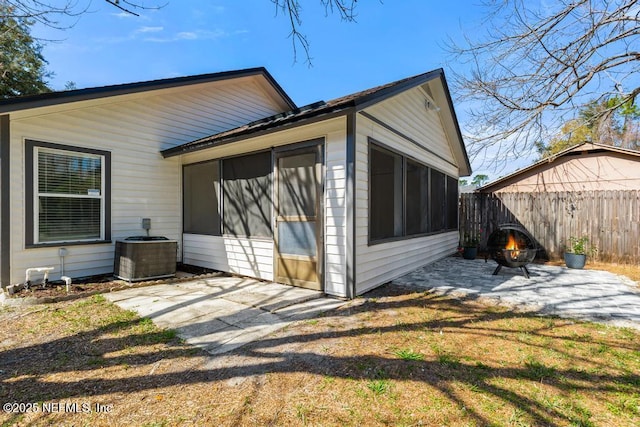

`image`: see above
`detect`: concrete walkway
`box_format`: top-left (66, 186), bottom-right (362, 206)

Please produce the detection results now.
top-left (104, 258), bottom-right (640, 356)
top-left (392, 257), bottom-right (640, 329)
top-left (104, 276), bottom-right (346, 355)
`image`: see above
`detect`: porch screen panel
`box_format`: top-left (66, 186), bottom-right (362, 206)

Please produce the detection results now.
top-left (370, 146), bottom-right (403, 241)
top-left (429, 169), bottom-right (446, 232)
top-left (278, 153), bottom-right (316, 217)
top-left (222, 152), bottom-right (272, 238)
top-left (446, 175), bottom-right (459, 230)
top-left (406, 160), bottom-right (429, 235)
top-left (183, 161), bottom-right (221, 235)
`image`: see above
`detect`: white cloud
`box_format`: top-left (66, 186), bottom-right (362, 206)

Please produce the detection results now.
top-left (142, 28), bottom-right (236, 43)
top-left (136, 26), bottom-right (164, 34)
top-left (112, 12), bottom-right (133, 19)
top-left (176, 32), bottom-right (198, 40)
top-left (93, 19), bottom-right (242, 45)
top-left (93, 26), bottom-right (164, 44)
top-left (111, 11), bottom-right (152, 21)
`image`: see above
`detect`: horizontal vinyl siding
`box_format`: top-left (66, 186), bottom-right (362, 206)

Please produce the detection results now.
top-left (354, 86), bottom-right (460, 295)
top-left (363, 88), bottom-right (458, 175)
top-left (9, 79), bottom-right (285, 284)
top-left (13, 244), bottom-right (116, 281)
top-left (183, 234), bottom-right (273, 279)
top-left (356, 232), bottom-right (458, 295)
top-left (324, 133), bottom-right (348, 297)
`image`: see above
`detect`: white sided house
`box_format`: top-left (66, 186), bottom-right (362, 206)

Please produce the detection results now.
top-left (0, 67), bottom-right (471, 298)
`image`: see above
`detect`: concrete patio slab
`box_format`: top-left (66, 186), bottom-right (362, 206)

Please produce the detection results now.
top-left (392, 256), bottom-right (640, 329)
top-left (104, 276), bottom-right (347, 355)
top-left (103, 257), bottom-right (640, 356)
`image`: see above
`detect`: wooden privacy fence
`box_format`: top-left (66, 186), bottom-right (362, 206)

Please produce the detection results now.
top-left (459, 191), bottom-right (640, 263)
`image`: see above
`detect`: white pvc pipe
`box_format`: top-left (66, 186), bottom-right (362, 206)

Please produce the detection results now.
top-left (25, 267), bottom-right (55, 287)
top-left (58, 248), bottom-right (68, 276)
top-left (61, 276), bottom-right (72, 292)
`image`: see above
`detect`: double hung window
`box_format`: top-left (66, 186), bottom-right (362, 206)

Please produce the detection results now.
top-left (26, 140), bottom-right (110, 245)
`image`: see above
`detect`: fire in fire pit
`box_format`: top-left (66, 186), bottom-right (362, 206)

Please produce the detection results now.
top-left (486, 224), bottom-right (537, 278)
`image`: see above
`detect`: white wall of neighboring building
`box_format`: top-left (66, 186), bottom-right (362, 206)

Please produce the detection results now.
top-left (486, 153), bottom-right (640, 192)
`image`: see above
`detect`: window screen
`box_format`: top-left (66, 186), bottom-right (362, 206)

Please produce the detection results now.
top-left (28, 142), bottom-right (109, 244)
top-left (278, 152), bottom-right (316, 217)
top-left (183, 161), bottom-right (221, 235)
top-left (406, 160), bottom-right (429, 235)
top-left (370, 146), bottom-right (403, 241)
top-left (429, 169), bottom-right (446, 232)
top-left (367, 141), bottom-right (462, 244)
top-left (222, 151), bottom-right (273, 237)
top-left (446, 175), bottom-right (459, 230)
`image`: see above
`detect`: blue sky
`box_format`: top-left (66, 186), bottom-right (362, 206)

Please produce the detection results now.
top-left (33, 0), bottom-right (531, 178)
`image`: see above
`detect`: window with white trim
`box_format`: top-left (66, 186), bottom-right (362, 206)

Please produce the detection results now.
top-left (26, 140), bottom-right (110, 245)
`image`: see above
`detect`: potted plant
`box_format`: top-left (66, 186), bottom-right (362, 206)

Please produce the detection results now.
top-left (461, 231), bottom-right (481, 260)
top-left (564, 236), bottom-right (595, 269)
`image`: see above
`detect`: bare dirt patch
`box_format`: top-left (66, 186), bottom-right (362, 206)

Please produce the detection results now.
top-left (5, 266), bottom-right (227, 303)
top-left (1, 283), bottom-right (639, 426)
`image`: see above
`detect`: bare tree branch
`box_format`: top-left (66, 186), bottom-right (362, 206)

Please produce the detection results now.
top-left (271, 0), bottom-right (358, 65)
top-left (104, 0), bottom-right (139, 17)
top-left (448, 0), bottom-right (640, 171)
top-left (2, 1), bottom-right (165, 29)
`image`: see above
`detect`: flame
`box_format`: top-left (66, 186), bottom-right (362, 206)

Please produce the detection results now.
top-left (506, 232), bottom-right (520, 260)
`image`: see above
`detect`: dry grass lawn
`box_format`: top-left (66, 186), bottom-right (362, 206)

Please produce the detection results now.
top-left (1, 272), bottom-right (639, 426)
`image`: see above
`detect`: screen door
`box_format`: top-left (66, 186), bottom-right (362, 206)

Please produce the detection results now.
top-left (274, 144), bottom-right (322, 290)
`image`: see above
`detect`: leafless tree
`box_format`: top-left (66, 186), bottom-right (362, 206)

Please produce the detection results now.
top-left (271, 0), bottom-right (358, 65)
top-left (2, 0), bottom-right (163, 29)
top-left (448, 0), bottom-right (640, 170)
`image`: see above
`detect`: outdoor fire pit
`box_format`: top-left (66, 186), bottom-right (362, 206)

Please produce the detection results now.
top-left (486, 224), bottom-right (537, 278)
